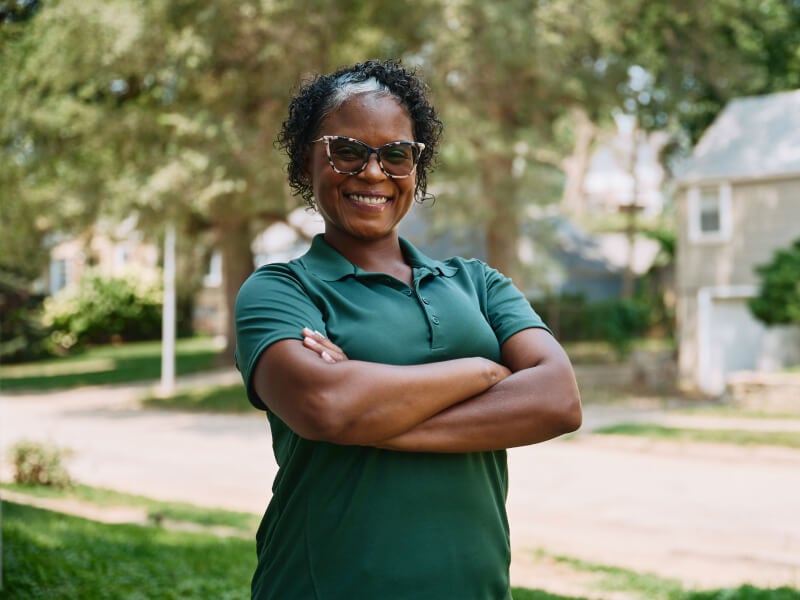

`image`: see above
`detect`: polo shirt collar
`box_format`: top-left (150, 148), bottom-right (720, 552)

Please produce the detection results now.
top-left (299, 235), bottom-right (458, 281)
top-left (399, 238), bottom-right (459, 278)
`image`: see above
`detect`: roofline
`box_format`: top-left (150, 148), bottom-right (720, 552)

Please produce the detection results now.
top-left (676, 170), bottom-right (800, 189)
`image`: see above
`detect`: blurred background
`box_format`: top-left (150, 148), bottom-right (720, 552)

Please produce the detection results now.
top-left (1, 0), bottom-right (800, 598)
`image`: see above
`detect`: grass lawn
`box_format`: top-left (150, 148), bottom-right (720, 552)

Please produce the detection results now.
top-left (0, 338), bottom-right (223, 392)
top-left (1, 499), bottom-right (583, 600)
top-left (142, 383), bottom-right (251, 413)
top-left (2, 501), bottom-right (255, 599)
top-left (532, 550), bottom-right (800, 600)
top-left (2, 487), bottom-right (798, 600)
top-left (594, 423), bottom-right (800, 449)
top-left (0, 482), bottom-right (260, 532)
top-left (674, 404), bottom-right (800, 420)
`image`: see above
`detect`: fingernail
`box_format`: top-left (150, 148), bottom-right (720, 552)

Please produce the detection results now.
top-left (314, 329), bottom-right (325, 338)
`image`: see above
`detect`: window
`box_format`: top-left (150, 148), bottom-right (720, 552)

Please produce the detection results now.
top-left (114, 244), bottom-right (130, 269)
top-left (49, 258), bottom-right (69, 294)
top-left (688, 183), bottom-right (732, 242)
top-left (203, 250), bottom-right (222, 287)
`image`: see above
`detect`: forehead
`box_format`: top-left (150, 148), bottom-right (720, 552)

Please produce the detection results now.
top-left (319, 93), bottom-right (414, 143)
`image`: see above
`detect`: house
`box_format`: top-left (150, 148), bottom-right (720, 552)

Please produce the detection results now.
top-left (39, 217), bottom-right (158, 296)
top-left (675, 89), bottom-right (800, 395)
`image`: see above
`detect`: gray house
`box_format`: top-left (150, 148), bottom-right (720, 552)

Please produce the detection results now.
top-left (676, 89), bottom-right (800, 395)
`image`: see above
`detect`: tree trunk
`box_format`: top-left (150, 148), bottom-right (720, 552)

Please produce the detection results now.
top-left (482, 154), bottom-right (522, 285)
top-left (216, 221), bottom-right (255, 364)
top-left (560, 108), bottom-right (596, 218)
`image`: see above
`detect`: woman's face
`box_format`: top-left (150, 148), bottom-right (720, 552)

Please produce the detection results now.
top-left (306, 93), bottom-right (417, 245)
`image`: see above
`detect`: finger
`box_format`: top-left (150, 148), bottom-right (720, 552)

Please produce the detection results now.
top-left (302, 327), bottom-right (347, 360)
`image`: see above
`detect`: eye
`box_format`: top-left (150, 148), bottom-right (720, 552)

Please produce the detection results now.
top-left (331, 141), bottom-right (365, 161)
top-left (381, 145), bottom-right (413, 164)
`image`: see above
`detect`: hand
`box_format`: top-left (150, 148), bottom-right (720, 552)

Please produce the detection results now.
top-left (302, 327), bottom-right (348, 364)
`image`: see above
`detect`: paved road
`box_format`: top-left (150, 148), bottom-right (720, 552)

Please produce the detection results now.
top-left (2, 374), bottom-right (799, 590)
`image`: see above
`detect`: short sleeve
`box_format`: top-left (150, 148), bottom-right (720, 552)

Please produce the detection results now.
top-left (234, 263), bottom-right (327, 410)
top-left (482, 263), bottom-right (551, 345)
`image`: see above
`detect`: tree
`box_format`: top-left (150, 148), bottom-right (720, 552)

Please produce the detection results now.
top-left (421, 0), bottom-right (633, 287)
top-left (1, 0), bottom-right (439, 359)
top-left (616, 0), bottom-right (800, 146)
top-left (749, 239), bottom-right (800, 326)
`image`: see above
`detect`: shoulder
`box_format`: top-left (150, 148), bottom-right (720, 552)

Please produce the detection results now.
top-left (235, 260), bottom-right (309, 310)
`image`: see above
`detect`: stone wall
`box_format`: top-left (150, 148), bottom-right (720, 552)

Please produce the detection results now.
top-left (726, 371), bottom-right (800, 413)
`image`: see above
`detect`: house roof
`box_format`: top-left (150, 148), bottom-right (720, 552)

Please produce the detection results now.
top-left (677, 88), bottom-right (800, 185)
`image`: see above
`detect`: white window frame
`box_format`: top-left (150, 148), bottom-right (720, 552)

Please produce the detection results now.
top-left (688, 182), bottom-right (732, 243)
top-left (49, 258), bottom-right (70, 294)
top-left (203, 250), bottom-right (222, 288)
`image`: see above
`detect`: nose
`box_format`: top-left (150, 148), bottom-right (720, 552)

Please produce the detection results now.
top-left (359, 151), bottom-right (386, 181)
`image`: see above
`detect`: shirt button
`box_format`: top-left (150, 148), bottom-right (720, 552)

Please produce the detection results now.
top-left (403, 290), bottom-right (413, 296)
top-left (431, 316), bottom-right (440, 325)
top-left (422, 297), bottom-right (430, 304)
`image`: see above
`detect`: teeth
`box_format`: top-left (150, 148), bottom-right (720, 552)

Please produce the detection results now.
top-left (350, 194), bottom-right (388, 205)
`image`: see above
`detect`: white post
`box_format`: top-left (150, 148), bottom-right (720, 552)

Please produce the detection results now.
top-left (160, 224), bottom-right (176, 396)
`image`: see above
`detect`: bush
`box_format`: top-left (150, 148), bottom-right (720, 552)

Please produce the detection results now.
top-left (536, 294), bottom-right (652, 358)
top-left (10, 440), bottom-right (72, 488)
top-left (42, 268), bottom-right (162, 351)
top-left (749, 238), bottom-right (800, 326)
top-left (0, 270), bottom-right (52, 363)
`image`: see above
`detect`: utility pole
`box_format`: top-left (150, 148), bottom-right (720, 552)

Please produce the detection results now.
top-left (160, 224), bottom-right (176, 396)
top-left (621, 125), bottom-right (642, 300)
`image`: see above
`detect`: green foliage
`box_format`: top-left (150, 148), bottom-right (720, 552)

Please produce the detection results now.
top-left (618, 0), bottom-right (800, 144)
top-left (41, 268), bottom-right (162, 351)
top-left (749, 238), bottom-right (800, 326)
top-left (0, 270), bottom-right (52, 363)
top-left (539, 295), bottom-right (652, 358)
top-left (10, 440), bottom-right (72, 488)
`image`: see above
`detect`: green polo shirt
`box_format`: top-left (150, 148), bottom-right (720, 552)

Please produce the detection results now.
top-left (235, 235), bottom-right (549, 600)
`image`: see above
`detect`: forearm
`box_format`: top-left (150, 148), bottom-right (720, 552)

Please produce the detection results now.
top-left (254, 341), bottom-right (509, 446)
top-left (376, 353), bottom-right (582, 453)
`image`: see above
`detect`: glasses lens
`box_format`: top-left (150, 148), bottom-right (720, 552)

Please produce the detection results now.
top-left (328, 138), bottom-right (369, 173)
top-left (378, 143), bottom-right (419, 176)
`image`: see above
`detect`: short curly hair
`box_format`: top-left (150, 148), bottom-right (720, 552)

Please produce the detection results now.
top-left (277, 59), bottom-right (443, 208)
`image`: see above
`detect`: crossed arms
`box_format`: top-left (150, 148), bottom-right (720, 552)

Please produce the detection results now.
top-left (251, 325), bottom-right (581, 453)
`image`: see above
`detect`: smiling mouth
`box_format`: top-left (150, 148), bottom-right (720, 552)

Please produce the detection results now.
top-left (347, 194), bottom-right (390, 205)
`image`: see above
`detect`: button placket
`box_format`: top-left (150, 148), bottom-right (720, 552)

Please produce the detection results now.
top-left (413, 281), bottom-right (443, 349)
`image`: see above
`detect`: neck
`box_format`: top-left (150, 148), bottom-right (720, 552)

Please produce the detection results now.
top-left (323, 231), bottom-right (411, 281)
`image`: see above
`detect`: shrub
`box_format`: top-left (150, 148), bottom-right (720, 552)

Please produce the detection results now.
top-left (536, 294), bottom-right (652, 358)
top-left (0, 270), bottom-right (52, 363)
top-left (749, 238), bottom-right (800, 326)
top-left (11, 440), bottom-right (72, 488)
top-left (42, 268), bottom-right (162, 351)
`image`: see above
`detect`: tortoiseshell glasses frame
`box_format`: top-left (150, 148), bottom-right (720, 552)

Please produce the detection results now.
top-left (311, 135), bottom-right (425, 179)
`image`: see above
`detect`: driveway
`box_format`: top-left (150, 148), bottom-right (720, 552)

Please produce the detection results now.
top-left (2, 376), bottom-right (799, 591)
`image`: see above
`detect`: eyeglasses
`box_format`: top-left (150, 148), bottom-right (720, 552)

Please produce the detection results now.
top-left (311, 135), bottom-right (425, 179)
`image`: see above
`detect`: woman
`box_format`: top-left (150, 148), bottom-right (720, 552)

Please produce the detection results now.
top-left (235, 59), bottom-right (581, 600)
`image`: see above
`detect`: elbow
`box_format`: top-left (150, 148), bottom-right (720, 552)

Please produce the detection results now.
top-left (552, 367), bottom-right (582, 435)
top-left (291, 387), bottom-right (355, 443)
top-left (560, 387), bottom-right (582, 433)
